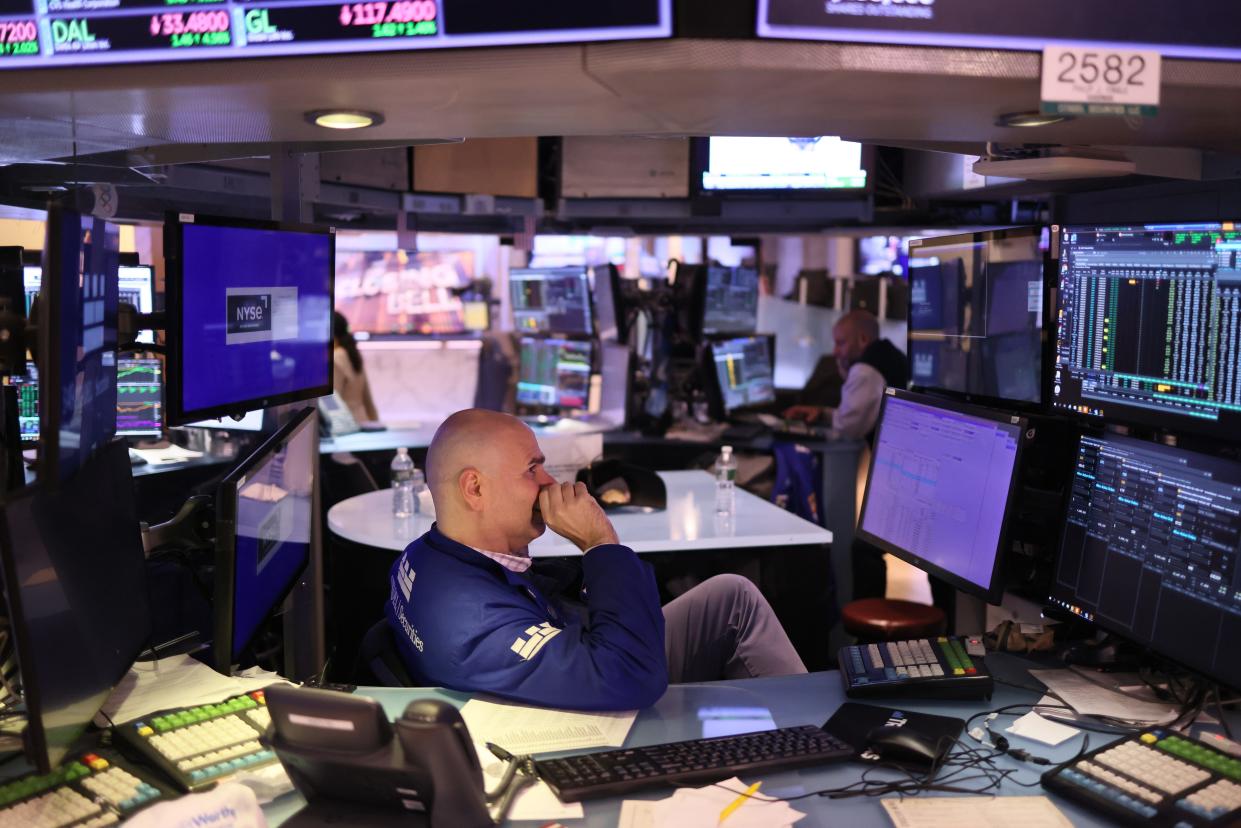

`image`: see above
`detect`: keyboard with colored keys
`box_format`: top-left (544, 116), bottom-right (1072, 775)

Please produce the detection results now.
top-left (837, 636), bottom-right (993, 700)
top-left (0, 751), bottom-right (172, 827)
top-left (1042, 728), bottom-right (1241, 826)
top-left (112, 689), bottom-right (278, 792)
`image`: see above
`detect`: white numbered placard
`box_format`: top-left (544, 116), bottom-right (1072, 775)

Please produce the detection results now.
top-left (1040, 46), bottom-right (1161, 117)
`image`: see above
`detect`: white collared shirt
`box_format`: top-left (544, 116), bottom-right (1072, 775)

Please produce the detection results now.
top-left (471, 546), bottom-right (534, 574)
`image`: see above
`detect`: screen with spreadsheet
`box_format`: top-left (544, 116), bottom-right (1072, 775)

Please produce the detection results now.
top-left (1052, 223), bottom-right (1241, 439)
top-left (857, 391), bottom-right (1024, 602)
top-left (516, 337), bottom-right (593, 411)
top-left (1049, 434), bottom-right (1241, 689)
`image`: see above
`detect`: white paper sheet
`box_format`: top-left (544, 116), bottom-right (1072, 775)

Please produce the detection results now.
top-left (1029, 668), bottom-right (1179, 724)
top-left (459, 696), bottom-right (636, 756)
top-left (881, 795), bottom-right (1073, 827)
top-left (619, 777), bottom-right (803, 828)
top-left (98, 653), bottom-right (290, 726)
top-left (1005, 711), bottom-right (1081, 747)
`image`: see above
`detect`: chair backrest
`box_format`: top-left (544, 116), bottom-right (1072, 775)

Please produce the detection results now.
top-left (321, 451), bottom-right (380, 511)
top-left (356, 618), bottom-right (415, 687)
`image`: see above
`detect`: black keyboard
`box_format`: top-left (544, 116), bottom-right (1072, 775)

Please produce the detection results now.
top-left (534, 725), bottom-right (852, 802)
top-left (838, 636), bottom-right (993, 700)
top-left (0, 750), bottom-right (175, 826)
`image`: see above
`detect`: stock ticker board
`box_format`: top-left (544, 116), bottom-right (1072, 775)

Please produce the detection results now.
top-left (0, 0), bottom-right (669, 68)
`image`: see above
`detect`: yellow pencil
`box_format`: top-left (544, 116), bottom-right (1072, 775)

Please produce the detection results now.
top-left (718, 780), bottom-right (762, 824)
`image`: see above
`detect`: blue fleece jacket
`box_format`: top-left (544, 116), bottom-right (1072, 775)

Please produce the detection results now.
top-left (385, 524), bottom-right (668, 710)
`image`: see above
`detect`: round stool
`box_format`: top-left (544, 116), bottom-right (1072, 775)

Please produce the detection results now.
top-left (841, 598), bottom-right (946, 643)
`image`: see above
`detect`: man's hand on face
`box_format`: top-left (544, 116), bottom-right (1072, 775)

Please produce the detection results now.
top-left (538, 481), bottom-right (620, 553)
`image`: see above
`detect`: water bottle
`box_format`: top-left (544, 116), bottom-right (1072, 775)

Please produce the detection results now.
top-left (391, 447), bottom-right (415, 518)
top-left (410, 465), bottom-right (429, 515)
top-left (715, 445), bottom-right (736, 516)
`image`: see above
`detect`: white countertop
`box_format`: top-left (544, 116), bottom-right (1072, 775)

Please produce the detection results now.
top-left (326, 470), bottom-right (832, 556)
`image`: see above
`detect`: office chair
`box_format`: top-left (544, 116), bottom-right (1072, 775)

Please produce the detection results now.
top-left (355, 618), bottom-right (414, 687)
top-left (320, 451), bottom-right (379, 510)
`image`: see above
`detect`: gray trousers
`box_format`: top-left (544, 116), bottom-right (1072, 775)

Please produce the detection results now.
top-left (663, 574), bottom-right (807, 683)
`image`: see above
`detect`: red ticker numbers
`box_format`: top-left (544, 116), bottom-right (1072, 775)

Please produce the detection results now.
top-left (339, 0), bottom-right (435, 27)
top-left (149, 10), bottom-right (230, 37)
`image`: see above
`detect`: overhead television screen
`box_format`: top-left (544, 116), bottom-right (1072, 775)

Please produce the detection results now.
top-left (698, 136), bottom-right (868, 193)
top-left (335, 250), bottom-right (474, 335)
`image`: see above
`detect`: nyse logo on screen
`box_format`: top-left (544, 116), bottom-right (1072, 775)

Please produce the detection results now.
top-left (227, 293), bottom-right (272, 335)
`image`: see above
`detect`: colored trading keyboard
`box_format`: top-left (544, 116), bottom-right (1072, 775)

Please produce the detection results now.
top-left (113, 689), bottom-right (277, 793)
top-left (1042, 728), bottom-right (1241, 826)
top-left (0, 751), bottom-right (172, 827)
top-left (838, 636), bottom-right (993, 700)
top-left (534, 724), bottom-right (853, 802)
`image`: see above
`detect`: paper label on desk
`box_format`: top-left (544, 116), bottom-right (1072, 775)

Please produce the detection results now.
top-left (122, 782), bottom-right (267, 828)
top-left (1005, 711), bottom-right (1080, 747)
top-left (620, 777), bottom-right (805, 828)
top-left (881, 795), bottom-right (1072, 827)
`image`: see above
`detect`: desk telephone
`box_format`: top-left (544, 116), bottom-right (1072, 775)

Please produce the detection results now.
top-left (264, 684), bottom-right (529, 828)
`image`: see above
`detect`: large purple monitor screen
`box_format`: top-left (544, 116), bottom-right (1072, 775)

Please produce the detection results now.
top-left (859, 392), bottom-right (1023, 601)
top-left (172, 219), bottom-right (333, 423)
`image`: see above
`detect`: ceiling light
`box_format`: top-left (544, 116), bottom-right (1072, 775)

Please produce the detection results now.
top-left (995, 111), bottom-right (1072, 128)
top-left (305, 110), bottom-right (384, 130)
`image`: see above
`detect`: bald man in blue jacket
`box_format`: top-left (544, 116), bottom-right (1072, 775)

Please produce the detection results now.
top-left (385, 409), bottom-right (804, 711)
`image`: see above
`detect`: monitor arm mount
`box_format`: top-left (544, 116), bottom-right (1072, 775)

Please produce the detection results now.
top-left (141, 494), bottom-right (215, 556)
top-left (118, 305), bottom-right (165, 354)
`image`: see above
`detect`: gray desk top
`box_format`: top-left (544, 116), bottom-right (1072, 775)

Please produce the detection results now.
top-left (263, 655), bottom-right (1133, 827)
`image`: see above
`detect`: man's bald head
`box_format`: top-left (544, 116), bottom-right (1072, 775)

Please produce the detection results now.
top-left (425, 409), bottom-right (556, 554)
top-left (833, 310), bottom-right (880, 374)
top-left (834, 310), bottom-right (880, 343)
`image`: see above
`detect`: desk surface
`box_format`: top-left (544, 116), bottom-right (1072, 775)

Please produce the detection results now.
top-left (263, 655), bottom-right (1126, 827)
top-left (327, 470), bottom-right (832, 556)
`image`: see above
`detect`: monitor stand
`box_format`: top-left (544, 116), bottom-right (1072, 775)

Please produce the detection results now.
top-left (281, 801), bottom-right (428, 828)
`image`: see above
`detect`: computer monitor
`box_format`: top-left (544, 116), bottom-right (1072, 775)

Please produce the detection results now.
top-left (908, 227), bottom-right (1046, 407)
top-left (116, 357), bottom-right (163, 438)
top-left (43, 207), bottom-right (121, 484)
top-left (213, 406), bottom-right (316, 674)
top-left (334, 249), bottom-right (473, 335)
top-left (1052, 222), bottom-right (1241, 440)
top-left (848, 277), bottom-right (882, 314)
top-left (119, 264), bottom-right (155, 345)
top-left (0, 439), bottom-right (151, 772)
top-left (856, 390), bottom-right (1026, 603)
top-left (515, 337), bottom-right (593, 412)
top-left (709, 335), bottom-right (776, 416)
top-left (1048, 434), bottom-right (1241, 689)
top-left (599, 342), bottom-right (633, 427)
top-left (858, 235), bottom-right (912, 277)
top-left (702, 266), bottom-right (760, 337)
top-left (165, 213), bottom-right (335, 425)
top-left (509, 267), bottom-right (593, 336)
top-left (591, 264), bottom-right (621, 343)
top-left (693, 136), bottom-right (869, 194)
top-left (8, 365), bottom-right (38, 444)
top-left (22, 266), bottom-right (40, 316)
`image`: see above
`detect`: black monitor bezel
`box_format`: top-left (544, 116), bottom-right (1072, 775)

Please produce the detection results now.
top-left (907, 225), bottom-right (1053, 414)
top-left (1048, 221), bottom-right (1241, 443)
top-left (688, 137), bottom-right (876, 200)
top-left (1044, 430), bottom-right (1241, 691)
top-left (508, 265), bottom-right (596, 338)
top-left (514, 334), bottom-right (596, 416)
top-left (164, 212), bottom-right (336, 426)
top-left (855, 388), bottom-right (1028, 605)
top-left (0, 438), bottom-right (150, 773)
top-left (212, 405), bottom-right (316, 674)
top-left (705, 333), bottom-right (777, 418)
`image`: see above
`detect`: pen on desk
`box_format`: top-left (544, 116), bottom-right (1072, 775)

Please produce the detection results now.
top-left (718, 780), bottom-right (762, 824)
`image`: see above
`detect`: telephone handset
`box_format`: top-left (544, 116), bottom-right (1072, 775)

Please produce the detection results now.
top-left (264, 684), bottom-right (526, 828)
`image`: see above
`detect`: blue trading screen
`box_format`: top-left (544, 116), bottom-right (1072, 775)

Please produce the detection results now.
top-left (178, 221), bottom-right (332, 419)
top-left (1053, 223), bottom-right (1241, 439)
top-left (510, 268), bottom-right (593, 336)
top-left (0, 0), bottom-right (670, 69)
top-left (54, 213), bottom-right (120, 482)
top-left (116, 358), bottom-right (162, 437)
top-left (1050, 434), bottom-right (1241, 689)
top-left (702, 266), bottom-right (760, 337)
top-left (860, 395), bottom-right (1021, 595)
top-left (230, 415), bottom-right (315, 660)
top-left (516, 337), bottom-right (592, 411)
top-left (711, 336), bottom-right (775, 413)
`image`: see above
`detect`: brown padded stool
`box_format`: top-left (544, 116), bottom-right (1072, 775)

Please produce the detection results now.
top-left (841, 598), bottom-right (947, 642)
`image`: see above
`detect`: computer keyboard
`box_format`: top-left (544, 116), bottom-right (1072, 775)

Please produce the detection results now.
top-left (838, 636), bottom-right (993, 700)
top-left (534, 724), bottom-right (852, 802)
top-left (1042, 728), bottom-right (1241, 826)
top-left (0, 751), bottom-right (173, 827)
top-left (112, 689), bottom-right (277, 792)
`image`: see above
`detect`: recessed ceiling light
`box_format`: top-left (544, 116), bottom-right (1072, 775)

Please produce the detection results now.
top-left (995, 111), bottom-right (1072, 128)
top-left (305, 110), bottom-right (384, 130)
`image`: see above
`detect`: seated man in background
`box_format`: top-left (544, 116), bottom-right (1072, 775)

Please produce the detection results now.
top-left (386, 409), bottom-right (805, 711)
top-left (784, 309), bottom-right (908, 441)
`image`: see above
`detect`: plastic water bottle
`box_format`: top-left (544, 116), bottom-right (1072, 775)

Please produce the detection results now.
top-left (391, 447), bottom-right (415, 518)
top-left (715, 445), bottom-right (736, 516)
top-left (410, 465), bottom-right (429, 515)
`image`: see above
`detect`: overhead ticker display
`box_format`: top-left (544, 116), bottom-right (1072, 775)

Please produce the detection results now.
top-left (0, 0), bottom-right (669, 68)
top-left (759, 0), bottom-right (1241, 62)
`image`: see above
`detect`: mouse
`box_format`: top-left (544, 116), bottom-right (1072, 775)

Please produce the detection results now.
top-left (866, 725), bottom-right (945, 765)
